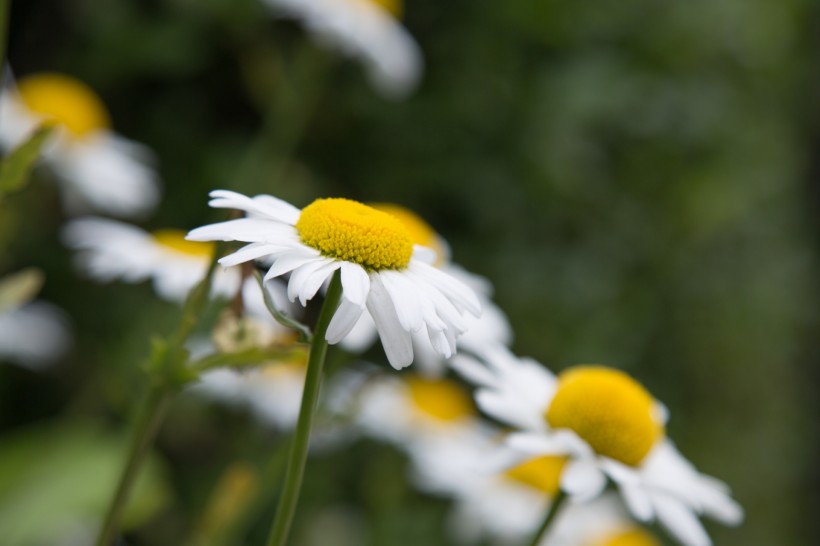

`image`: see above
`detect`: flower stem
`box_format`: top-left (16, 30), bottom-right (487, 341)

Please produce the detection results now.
top-left (526, 490), bottom-right (567, 546)
top-left (95, 385), bottom-right (174, 546)
top-left (265, 270), bottom-right (343, 546)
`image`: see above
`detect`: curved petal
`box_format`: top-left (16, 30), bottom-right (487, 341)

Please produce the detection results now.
top-left (366, 275), bottom-right (413, 369)
top-left (561, 459), bottom-right (607, 502)
top-left (326, 297), bottom-right (366, 344)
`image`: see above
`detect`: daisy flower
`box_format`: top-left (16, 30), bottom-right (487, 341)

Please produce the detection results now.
top-left (339, 203), bottom-right (512, 377)
top-left (62, 217), bottom-right (239, 302)
top-left (0, 300), bottom-right (70, 369)
top-left (262, 0), bottom-right (422, 97)
top-left (186, 190), bottom-right (481, 369)
top-left (0, 73), bottom-right (160, 217)
top-left (451, 345), bottom-right (743, 546)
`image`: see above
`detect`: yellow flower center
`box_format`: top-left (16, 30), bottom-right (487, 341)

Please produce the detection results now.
top-left (370, 203), bottom-right (447, 266)
top-left (545, 366), bottom-right (664, 466)
top-left (296, 198), bottom-right (413, 271)
top-left (366, 0), bottom-right (402, 17)
top-left (504, 455), bottom-right (566, 495)
top-left (17, 73), bottom-right (111, 137)
top-left (153, 230), bottom-right (215, 257)
top-left (407, 376), bottom-right (475, 422)
top-left (595, 529), bottom-right (661, 546)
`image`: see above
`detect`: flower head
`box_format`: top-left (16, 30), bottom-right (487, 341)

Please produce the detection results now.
top-left (187, 190), bottom-right (481, 369)
top-left (452, 345), bottom-right (743, 546)
top-left (0, 73), bottom-right (159, 217)
top-left (262, 0), bottom-right (422, 97)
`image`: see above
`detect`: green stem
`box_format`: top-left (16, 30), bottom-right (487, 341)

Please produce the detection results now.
top-left (265, 271), bottom-right (343, 546)
top-left (95, 386), bottom-right (174, 546)
top-left (526, 490), bottom-right (567, 546)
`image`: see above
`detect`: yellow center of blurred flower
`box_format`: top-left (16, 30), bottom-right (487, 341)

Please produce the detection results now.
top-left (504, 455), bottom-right (566, 495)
top-left (296, 198), bottom-right (413, 271)
top-left (371, 203), bottom-right (447, 266)
top-left (545, 366), bottom-right (663, 466)
top-left (407, 376), bottom-right (474, 422)
top-left (369, 0), bottom-right (402, 17)
top-left (261, 353), bottom-right (308, 378)
top-left (17, 73), bottom-right (111, 137)
top-left (595, 529), bottom-right (661, 546)
top-left (153, 230), bottom-right (215, 257)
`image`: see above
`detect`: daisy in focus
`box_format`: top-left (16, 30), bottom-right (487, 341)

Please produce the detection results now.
top-left (187, 190), bottom-right (481, 369)
top-left (262, 0), bottom-right (422, 97)
top-left (451, 345), bottom-right (743, 546)
top-left (0, 73), bottom-right (160, 218)
top-left (340, 203), bottom-right (512, 377)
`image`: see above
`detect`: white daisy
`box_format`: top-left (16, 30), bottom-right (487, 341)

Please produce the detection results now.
top-left (0, 73), bottom-right (160, 218)
top-left (62, 217), bottom-right (239, 302)
top-left (262, 0), bottom-right (422, 97)
top-left (186, 190), bottom-right (481, 369)
top-left (0, 300), bottom-right (70, 369)
top-left (451, 345), bottom-right (743, 546)
top-left (338, 203), bottom-right (512, 377)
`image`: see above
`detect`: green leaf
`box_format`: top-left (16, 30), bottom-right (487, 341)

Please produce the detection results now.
top-left (0, 124), bottom-right (55, 197)
top-left (0, 268), bottom-right (45, 313)
top-left (0, 419), bottom-right (172, 546)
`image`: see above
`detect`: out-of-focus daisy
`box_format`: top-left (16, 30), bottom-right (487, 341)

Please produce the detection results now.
top-left (451, 345), bottom-right (743, 546)
top-left (340, 203), bottom-right (512, 376)
top-left (187, 191), bottom-right (481, 369)
top-left (262, 0), bottom-right (422, 97)
top-left (62, 217), bottom-right (239, 302)
top-left (0, 73), bottom-right (160, 217)
top-left (0, 300), bottom-right (70, 369)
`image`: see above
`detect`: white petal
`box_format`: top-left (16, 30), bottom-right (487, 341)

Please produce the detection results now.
top-left (506, 432), bottom-right (565, 455)
top-left (208, 190), bottom-right (301, 224)
top-left (265, 249), bottom-right (322, 280)
top-left (366, 276), bottom-right (413, 369)
top-left (218, 243), bottom-right (281, 267)
top-left (340, 262), bottom-right (370, 306)
top-left (620, 484), bottom-right (655, 521)
top-left (561, 460), bottom-right (607, 502)
top-left (325, 298), bottom-right (366, 344)
top-left (448, 354), bottom-right (498, 388)
top-left (410, 261), bottom-right (481, 316)
top-left (187, 218), bottom-right (295, 243)
top-left (654, 495), bottom-right (713, 546)
top-left (299, 262), bottom-right (341, 306)
top-left (288, 259), bottom-right (336, 305)
top-left (379, 270), bottom-right (424, 332)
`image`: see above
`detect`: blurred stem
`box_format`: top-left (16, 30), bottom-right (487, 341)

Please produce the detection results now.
top-left (265, 271), bottom-right (342, 546)
top-left (526, 490), bottom-right (567, 546)
top-left (95, 386), bottom-right (174, 546)
top-left (95, 242), bottom-right (223, 545)
top-left (235, 43), bottom-right (330, 194)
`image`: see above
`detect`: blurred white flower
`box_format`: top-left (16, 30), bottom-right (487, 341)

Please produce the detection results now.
top-left (0, 73), bottom-right (160, 218)
top-left (0, 301), bottom-right (70, 369)
top-left (62, 217), bottom-right (238, 303)
top-left (187, 191), bottom-right (481, 369)
top-left (452, 345), bottom-right (743, 546)
top-left (262, 0), bottom-right (423, 97)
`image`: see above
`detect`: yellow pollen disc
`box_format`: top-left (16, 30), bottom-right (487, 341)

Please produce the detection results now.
top-left (407, 376), bottom-right (475, 422)
top-left (296, 198), bottom-right (413, 271)
top-left (595, 529), bottom-right (661, 546)
top-left (17, 73), bottom-right (111, 137)
top-left (369, 0), bottom-right (402, 17)
top-left (504, 455), bottom-right (566, 495)
top-left (545, 366), bottom-right (664, 466)
top-left (153, 230), bottom-right (215, 258)
top-left (371, 203), bottom-right (447, 266)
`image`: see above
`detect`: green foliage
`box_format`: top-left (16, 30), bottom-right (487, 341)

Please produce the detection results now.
top-left (0, 420), bottom-right (171, 546)
top-left (0, 125), bottom-right (54, 199)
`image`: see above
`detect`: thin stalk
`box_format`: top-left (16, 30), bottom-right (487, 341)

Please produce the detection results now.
top-left (265, 271), bottom-right (342, 546)
top-left (95, 386), bottom-right (174, 546)
top-left (526, 490), bottom-right (567, 546)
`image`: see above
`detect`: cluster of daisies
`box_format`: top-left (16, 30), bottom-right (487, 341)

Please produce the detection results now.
top-left (2, 2), bottom-right (743, 545)
top-left (0, 0), bottom-right (421, 369)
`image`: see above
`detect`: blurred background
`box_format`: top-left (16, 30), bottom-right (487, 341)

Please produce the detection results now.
top-left (2, 0), bottom-right (819, 544)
